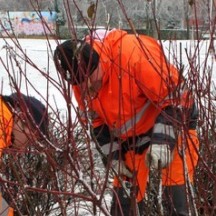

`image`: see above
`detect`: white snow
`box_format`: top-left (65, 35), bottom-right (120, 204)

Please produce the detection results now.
top-left (0, 38), bottom-right (78, 121)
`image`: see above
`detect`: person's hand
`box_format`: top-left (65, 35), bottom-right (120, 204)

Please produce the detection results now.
top-left (146, 144), bottom-right (173, 169)
top-left (111, 160), bottom-right (133, 178)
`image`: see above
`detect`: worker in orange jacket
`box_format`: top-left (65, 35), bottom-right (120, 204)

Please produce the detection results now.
top-left (54, 29), bottom-right (199, 216)
top-left (0, 93), bottom-right (48, 215)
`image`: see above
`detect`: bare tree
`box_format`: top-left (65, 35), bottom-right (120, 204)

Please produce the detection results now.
top-left (0, 0), bottom-right (215, 215)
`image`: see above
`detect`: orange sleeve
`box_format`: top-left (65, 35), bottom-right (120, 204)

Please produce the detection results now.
top-left (0, 98), bottom-right (13, 156)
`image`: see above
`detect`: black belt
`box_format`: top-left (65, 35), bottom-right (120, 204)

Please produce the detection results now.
top-left (121, 134), bottom-right (151, 155)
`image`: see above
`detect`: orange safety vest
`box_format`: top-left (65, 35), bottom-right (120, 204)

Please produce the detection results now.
top-left (73, 29), bottom-right (191, 140)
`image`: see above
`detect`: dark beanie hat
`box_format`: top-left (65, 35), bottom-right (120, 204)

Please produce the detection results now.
top-left (54, 39), bottom-right (99, 85)
top-left (3, 93), bottom-right (48, 136)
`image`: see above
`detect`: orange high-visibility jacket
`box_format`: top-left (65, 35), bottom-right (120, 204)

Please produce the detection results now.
top-left (73, 29), bottom-right (196, 153)
top-left (0, 96), bottom-right (13, 156)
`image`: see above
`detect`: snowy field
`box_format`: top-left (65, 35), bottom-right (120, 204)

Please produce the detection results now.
top-left (0, 37), bottom-right (215, 215)
top-left (0, 38), bottom-right (215, 116)
top-left (0, 38), bottom-right (78, 121)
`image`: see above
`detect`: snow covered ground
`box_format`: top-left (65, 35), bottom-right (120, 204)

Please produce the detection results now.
top-left (0, 37), bottom-right (215, 116)
top-left (0, 38), bottom-right (78, 122)
top-left (0, 37), bottom-right (215, 215)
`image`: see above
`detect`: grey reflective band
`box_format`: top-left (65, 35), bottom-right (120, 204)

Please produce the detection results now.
top-left (100, 141), bottom-right (119, 155)
top-left (153, 122), bottom-right (175, 139)
top-left (113, 100), bottom-right (152, 136)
